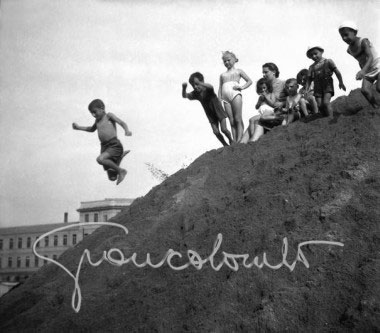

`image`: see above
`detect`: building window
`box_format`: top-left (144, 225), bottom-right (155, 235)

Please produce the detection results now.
top-left (9, 238), bottom-right (14, 249)
top-left (43, 255), bottom-right (48, 265)
top-left (104, 215), bottom-right (108, 222)
top-left (34, 256), bottom-right (39, 267)
top-left (0, 239), bottom-right (3, 250)
top-left (94, 213), bottom-right (98, 222)
top-left (36, 236), bottom-right (40, 248)
top-left (0, 257), bottom-right (2, 268)
top-left (18, 237), bottom-right (22, 249)
top-left (84, 233), bottom-right (89, 237)
top-left (27, 237), bottom-right (32, 248)
top-left (8, 257), bottom-right (12, 268)
top-left (44, 236), bottom-right (49, 247)
top-left (17, 257), bottom-right (21, 268)
top-left (54, 235), bottom-right (58, 247)
top-left (63, 235), bottom-right (67, 246)
top-left (85, 214), bottom-right (89, 222)
top-left (72, 234), bottom-right (77, 245)
top-left (53, 254), bottom-right (57, 260)
top-left (26, 256), bottom-right (30, 268)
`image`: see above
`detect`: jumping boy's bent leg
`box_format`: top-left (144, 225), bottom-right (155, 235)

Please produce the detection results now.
top-left (97, 151), bottom-right (127, 184)
top-left (116, 169), bottom-right (127, 185)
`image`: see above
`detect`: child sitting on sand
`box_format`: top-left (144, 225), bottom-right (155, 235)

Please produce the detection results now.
top-left (296, 69), bottom-right (319, 114)
top-left (306, 46), bottom-right (346, 117)
top-left (72, 99), bottom-right (132, 185)
top-left (281, 78), bottom-right (309, 125)
top-left (339, 21), bottom-right (380, 108)
top-left (218, 51), bottom-right (252, 142)
top-left (182, 72), bottom-right (233, 146)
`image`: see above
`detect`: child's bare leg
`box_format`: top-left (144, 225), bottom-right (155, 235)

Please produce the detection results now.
top-left (308, 96), bottom-right (319, 114)
top-left (322, 93), bottom-right (333, 118)
top-left (220, 118), bottom-right (234, 145)
top-left (210, 122), bottom-right (229, 146)
top-left (250, 121), bottom-right (264, 142)
top-left (247, 115), bottom-right (260, 140)
top-left (239, 129), bottom-right (250, 144)
top-left (299, 99), bottom-right (309, 117)
top-left (231, 95), bottom-right (244, 142)
top-left (224, 102), bottom-right (236, 141)
top-left (97, 152), bottom-right (127, 184)
top-left (362, 79), bottom-right (379, 108)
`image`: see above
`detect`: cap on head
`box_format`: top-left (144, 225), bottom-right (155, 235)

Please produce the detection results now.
top-left (306, 46), bottom-right (324, 58)
top-left (338, 20), bottom-right (358, 32)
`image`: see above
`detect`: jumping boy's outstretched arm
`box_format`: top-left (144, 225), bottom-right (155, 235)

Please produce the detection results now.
top-left (72, 122), bottom-right (96, 132)
top-left (108, 113), bottom-right (132, 136)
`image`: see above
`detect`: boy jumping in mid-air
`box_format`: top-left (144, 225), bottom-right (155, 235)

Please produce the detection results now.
top-left (339, 21), bottom-right (380, 108)
top-left (182, 72), bottom-right (233, 146)
top-left (72, 99), bottom-right (132, 185)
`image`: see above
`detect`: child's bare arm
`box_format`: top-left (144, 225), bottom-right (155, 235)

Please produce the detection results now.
top-left (234, 69), bottom-right (252, 90)
top-left (108, 113), bottom-right (132, 136)
top-left (194, 79), bottom-right (213, 90)
top-left (334, 68), bottom-right (346, 91)
top-left (255, 95), bottom-right (265, 109)
top-left (218, 75), bottom-right (223, 99)
top-left (356, 39), bottom-right (374, 79)
top-left (72, 122), bottom-right (96, 132)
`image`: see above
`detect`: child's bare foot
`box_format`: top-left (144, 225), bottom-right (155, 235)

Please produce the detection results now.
top-left (116, 169), bottom-right (127, 185)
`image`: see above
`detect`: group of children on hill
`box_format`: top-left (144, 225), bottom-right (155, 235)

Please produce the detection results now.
top-left (183, 21), bottom-right (380, 146)
top-left (71, 21), bottom-right (379, 185)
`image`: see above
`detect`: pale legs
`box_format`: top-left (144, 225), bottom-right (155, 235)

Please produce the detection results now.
top-left (316, 93), bottom-right (333, 118)
top-left (224, 94), bottom-right (244, 142)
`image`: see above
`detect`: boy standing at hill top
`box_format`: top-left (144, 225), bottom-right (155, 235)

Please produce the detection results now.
top-left (72, 99), bottom-right (132, 185)
top-left (339, 21), bottom-right (380, 108)
top-left (182, 72), bottom-right (233, 146)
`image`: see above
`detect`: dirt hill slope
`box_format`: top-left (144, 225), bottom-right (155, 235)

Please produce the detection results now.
top-left (1, 90), bottom-right (379, 332)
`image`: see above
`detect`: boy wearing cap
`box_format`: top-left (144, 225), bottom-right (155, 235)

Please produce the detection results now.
top-left (339, 21), bottom-right (380, 108)
top-left (306, 46), bottom-right (346, 118)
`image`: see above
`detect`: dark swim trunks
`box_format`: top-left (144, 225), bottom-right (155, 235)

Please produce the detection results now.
top-left (100, 137), bottom-right (123, 179)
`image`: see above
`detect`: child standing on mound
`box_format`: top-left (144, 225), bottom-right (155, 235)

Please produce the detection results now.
top-left (218, 51), bottom-right (252, 142)
top-left (182, 72), bottom-right (233, 146)
top-left (72, 99), bottom-right (132, 185)
top-left (339, 21), bottom-right (380, 108)
top-left (306, 46), bottom-right (346, 117)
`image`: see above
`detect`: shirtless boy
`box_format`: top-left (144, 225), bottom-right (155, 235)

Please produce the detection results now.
top-left (72, 99), bottom-right (132, 185)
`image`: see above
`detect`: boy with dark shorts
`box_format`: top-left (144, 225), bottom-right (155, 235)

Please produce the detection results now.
top-left (306, 46), bottom-right (346, 117)
top-left (182, 72), bottom-right (233, 146)
top-left (73, 99), bottom-right (132, 185)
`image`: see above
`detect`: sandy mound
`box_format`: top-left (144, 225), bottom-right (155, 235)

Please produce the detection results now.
top-left (1, 89), bottom-right (380, 332)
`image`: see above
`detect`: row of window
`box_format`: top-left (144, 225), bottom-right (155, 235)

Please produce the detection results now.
top-left (0, 254), bottom-right (57, 269)
top-left (84, 213), bottom-right (108, 222)
top-left (0, 234), bottom-right (78, 250)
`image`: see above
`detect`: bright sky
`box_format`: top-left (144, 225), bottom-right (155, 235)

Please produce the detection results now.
top-left (0, 0), bottom-right (379, 227)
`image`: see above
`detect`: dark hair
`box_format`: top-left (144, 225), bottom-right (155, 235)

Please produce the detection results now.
top-left (296, 69), bottom-right (308, 84)
top-left (256, 78), bottom-right (273, 94)
top-left (189, 72), bottom-right (204, 86)
top-left (285, 78), bottom-right (298, 85)
top-left (262, 63), bottom-right (280, 78)
top-left (88, 99), bottom-right (105, 111)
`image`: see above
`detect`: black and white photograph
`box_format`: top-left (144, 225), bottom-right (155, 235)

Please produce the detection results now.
top-left (0, 0), bottom-right (379, 331)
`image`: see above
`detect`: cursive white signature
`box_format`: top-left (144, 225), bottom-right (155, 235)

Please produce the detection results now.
top-left (33, 222), bottom-right (344, 313)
